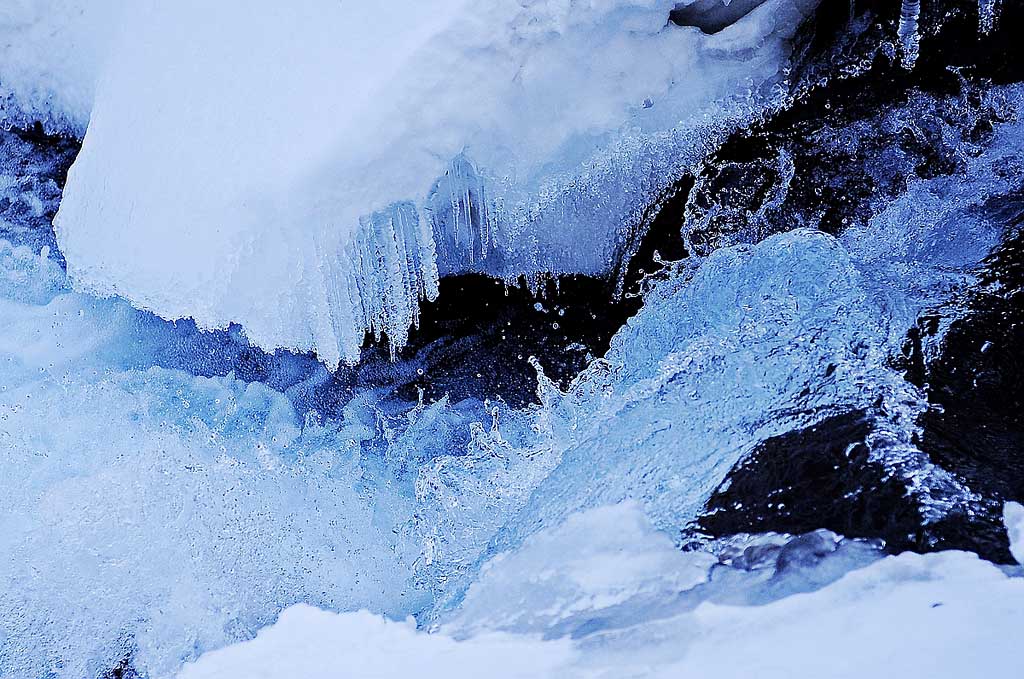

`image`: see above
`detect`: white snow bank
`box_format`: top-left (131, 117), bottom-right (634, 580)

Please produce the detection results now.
top-left (178, 606), bottom-right (574, 679)
top-left (179, 503), bottom-right (1024, 679)
top-left (54, 0), bottom-right (816, 367)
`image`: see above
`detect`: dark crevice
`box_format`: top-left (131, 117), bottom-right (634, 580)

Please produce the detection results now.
top-left (669, 0), bottom-right (771, 34)
top-left (694, 411), bottom-right (1014, 563)
top-left (908, 205), bottom-right (1024, 503)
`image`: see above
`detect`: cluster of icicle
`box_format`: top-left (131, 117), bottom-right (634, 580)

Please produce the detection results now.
top-left (898, 0), bottom-right (1004, 70)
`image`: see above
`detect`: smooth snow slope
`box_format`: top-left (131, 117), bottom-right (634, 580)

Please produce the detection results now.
top-left (54, 0), bottom-right (815, 367)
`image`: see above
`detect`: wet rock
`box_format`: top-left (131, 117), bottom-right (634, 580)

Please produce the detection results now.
top-left (910, 211), bottom-right (1024, 502)
top-left (694, 411), bottom-right (1014, 562)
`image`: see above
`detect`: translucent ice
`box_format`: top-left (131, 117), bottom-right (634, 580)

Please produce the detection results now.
top-left (898, 0), bottom-right (921, 69)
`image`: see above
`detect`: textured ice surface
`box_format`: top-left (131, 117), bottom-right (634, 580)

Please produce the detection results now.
top-left (2, 173), bottom-right (1010, 677)
top-left (178, 503), bottom-right (1024, 679)
top-left (897, 0), bottom-right (922, 69)
top-left (414, 228), bottom-right (931, 609)
top-left (3, 82), bottom-right (1024, 678)
top-left (52, 0), bottom-right (814, 367)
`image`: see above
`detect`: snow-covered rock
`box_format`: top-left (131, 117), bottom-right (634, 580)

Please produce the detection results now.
top-left (52, 0), bottom-right (815, 367)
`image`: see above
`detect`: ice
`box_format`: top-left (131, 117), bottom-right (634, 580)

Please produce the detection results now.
top-left (0, 224), bottom-right (935, 677)
top-left (0, 242), bottom-right (430, 678)
top-left (897, 0), bottom-right (922, 69)
top-left (410, 89), bottom-right (1024, 606)
top-left (3, 80), bottom-right (1023, 678)
top-left (52, 0), bottom-right (815, 367)
top-left (441, 503), bottom-right (717, 638)
top-left (177, 503), bottom-right (1024, 679)
top-left (1007, 502), bottom-right (1024, 565)
top-left (979, 0), bottom-right (1002, 35)
top-left (414, 229), bottom-right (928, 609)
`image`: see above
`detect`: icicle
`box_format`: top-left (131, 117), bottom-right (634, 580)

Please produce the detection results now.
top-left (897, 0), bottom-right (921, 70)
top-left (978, 0), bottom-right (1001, 35)
top-left (425, 154), bottom-right (493, 275)
top-left (339, 201), bottom-right (438, 362)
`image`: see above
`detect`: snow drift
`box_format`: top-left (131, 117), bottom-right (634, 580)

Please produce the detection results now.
top-left (49, 0), bottom-right (815, 367)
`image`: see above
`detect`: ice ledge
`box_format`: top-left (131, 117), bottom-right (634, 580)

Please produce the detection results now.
top-left (53, 0), bottom-right (816, 368)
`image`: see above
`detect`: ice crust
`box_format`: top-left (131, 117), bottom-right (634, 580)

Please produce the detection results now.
top-left (50, 0), bottom-right (814, 367)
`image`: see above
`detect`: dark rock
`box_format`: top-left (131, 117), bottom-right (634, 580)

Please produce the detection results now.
top-left (911, 206), bottom-right (1024, 501)
top-left (669, 0), bottom-right (771, 35)
top-left (694, 411), bottom-right (1014, 562)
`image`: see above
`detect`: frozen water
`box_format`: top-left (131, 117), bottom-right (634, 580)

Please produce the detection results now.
top-left (7, 86), bottom-right (1022, 673)
top-left (178, 503), bottom-right (1024, 679)
top-left (1007, 502), bottom-right (1024, 565)
top-left (897, 0), bottom-right (922, 69)
top-left (979, 0), bottom-right (1002, 35)
top-left (414, 228), bottom-right (932, 610)
top-left (0, 240), bottom-right (432, 677)
top-left (3, 60), bottom-right (1024, 679)
top-left (441, 503), bottom-right (718, 638)
top-left (52, 0), bottom-right (815, 367)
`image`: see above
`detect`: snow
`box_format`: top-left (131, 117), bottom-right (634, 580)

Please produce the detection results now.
top-left (178, 503), bottom-right (1024, 679)
top-left (0, 1), bottom-right (124, 135)
top-left (1007, 502), bottom-right (1024, 565)
top-left (179, 606), bottom-right (574, 679)
top-left (52, 0), bottom-right (815, 367)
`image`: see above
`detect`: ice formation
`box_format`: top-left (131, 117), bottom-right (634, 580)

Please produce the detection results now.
top-left (979, 0), bottom-right (1002, 35)
top-left (1007, 502), bottom-right (1024, 565)
top-left (4, 85), bottom-right (1023, 675)
top-left (897, 0), bottom-right (922, 69)
top-left (51, 0), bottom-right (815, 367)
top-left (2, 2), bottom-right (1023, 675)
top-left (178, 503), bottom-right (1024, 679)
